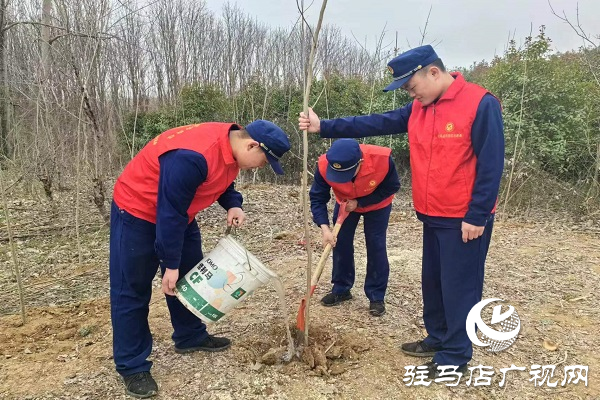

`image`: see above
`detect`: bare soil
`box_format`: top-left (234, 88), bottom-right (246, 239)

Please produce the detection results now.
top-left (0, 184), bottom-right (599, 399)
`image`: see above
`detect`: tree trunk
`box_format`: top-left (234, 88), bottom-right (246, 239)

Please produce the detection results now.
top-left (301, 0), bottom-right (328, 346)
top-left (0, 0), bottom-right (9, 159)
top-left (0, 168), bottom-right (27, 324)
top-left (41, 0), bottom-right (52, 76)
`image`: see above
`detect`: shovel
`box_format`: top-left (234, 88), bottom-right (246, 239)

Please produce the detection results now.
top-left (296, 200), bottom-right (350, 331)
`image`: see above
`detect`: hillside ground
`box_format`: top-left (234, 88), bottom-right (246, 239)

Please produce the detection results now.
top-left (0, 184), bottom-right (599, 399)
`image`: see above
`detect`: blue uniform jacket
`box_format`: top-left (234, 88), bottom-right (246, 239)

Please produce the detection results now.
top-left (156, 149), bottom-right (243, 270)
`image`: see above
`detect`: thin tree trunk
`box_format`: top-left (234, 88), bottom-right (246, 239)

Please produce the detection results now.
top-left (300, 0), bottom-right (328, 346)
top-left (40, 0), bottom-right (52, 74)
top-left (588, 136), bottom-right (600, 202)
top-left (0, 168), bottom-right (26, 324)
top-left (390, 32), bottom-right (398, 148)
top-left (72, 31), bottom-right (104, 263)
top-left (37, 0), bottom-right (54, 206)
top-left (596, 139), bottom-right (600, 192)
top-left (0, 0), bottom-right (9, 159)
top-left (501, 31), bottom-right (530, 218)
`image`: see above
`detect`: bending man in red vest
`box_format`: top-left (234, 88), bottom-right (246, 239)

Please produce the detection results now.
top-left (310, 139), bottom-right (400, 317)
top-left (110, 120), bottom-right (290, 398)
top-left (299, 45), bottom-right (505, 378)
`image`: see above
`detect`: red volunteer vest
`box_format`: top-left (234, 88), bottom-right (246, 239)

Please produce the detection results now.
top-left (113, 122), bottom-right (240, 223)
top-left (318, 144), bottom-right (394, 213)
top-left (408, 72), bottom-right (495, 217)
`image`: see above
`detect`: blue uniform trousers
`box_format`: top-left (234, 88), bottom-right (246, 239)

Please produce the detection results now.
top-left (421, 218), bottom-right (494, 367)
top-left (109, 201), bottom-right (208, 377)
top-left (331, 203), bottom-right (392, 302)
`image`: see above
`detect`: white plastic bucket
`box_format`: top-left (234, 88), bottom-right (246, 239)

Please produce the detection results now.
top-left (175, 235), bottom-right (277, 323)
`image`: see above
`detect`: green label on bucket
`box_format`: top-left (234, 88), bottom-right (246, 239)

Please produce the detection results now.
top-left (231, 287), bottom-right (246, 300)
top-left (177, 277), bottom-right (225, 322)
top-left (201, 304), bottom-right (225, 322)
top-left (177, 279), bottom-right (208, 310)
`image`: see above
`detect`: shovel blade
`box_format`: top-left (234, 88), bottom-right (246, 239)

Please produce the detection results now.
top-left (295, 285), bottom-right (317, 331)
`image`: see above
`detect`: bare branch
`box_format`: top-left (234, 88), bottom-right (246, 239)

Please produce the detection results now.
top-left (2, 20), bottom-right (116, 42)
top-left (296, 0), bottom-right (315, 46)
top-left (419, 5), bottom-right (433, 46)
top-left (548, 0), bottom-right (598, 49)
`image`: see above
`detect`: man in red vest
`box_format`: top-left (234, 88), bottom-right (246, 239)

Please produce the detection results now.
top-left (110, 120), bottom-right (290, 398)
top-left (299, 45), bottom-right (504, 378)
top-left (310, 139), bottom-right (400, 317)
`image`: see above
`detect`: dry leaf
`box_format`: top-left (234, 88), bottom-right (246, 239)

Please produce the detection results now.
top-left (543, 339), bottom-right (558, 351)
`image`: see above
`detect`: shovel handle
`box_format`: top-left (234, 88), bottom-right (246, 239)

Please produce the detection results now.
top-left (310, 200), bottom-right (349, 286)
top-left (297, 201), bottom-right (351, 331)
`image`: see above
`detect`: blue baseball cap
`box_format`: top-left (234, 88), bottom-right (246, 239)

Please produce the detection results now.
top-left (325, 139), bottom-right (362, 183)
top-left (245, 120), bottom-right (291, 175)
top-left (383, 45), bottom-right (439, 92)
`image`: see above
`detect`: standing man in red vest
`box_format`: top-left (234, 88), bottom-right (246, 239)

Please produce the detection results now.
top-left (299, 45), bottom-right (504, 377)
top-left (310, 139), bottom-right (400, 317)
top-left (110, 120), bottom-right (290, 398)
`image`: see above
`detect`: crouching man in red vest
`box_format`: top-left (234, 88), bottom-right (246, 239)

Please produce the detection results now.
top-left (110, 120), bottom-right (290, 398)
top-left (310, 139), bottom-right (400, 317)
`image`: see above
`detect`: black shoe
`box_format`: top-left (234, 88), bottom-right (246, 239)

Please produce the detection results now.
top-left (421, 361), bottom-right (468, 380)
top-left (320, 291), bottom-right (352, 307)
top-left (122, 371), bottom-right (158, 398)
top-left (401, 340), bottom-right (439, 357)
top-left (174, 334), bottom-right (232, 354)
top-left (369, 301), bottom-right (386, 317)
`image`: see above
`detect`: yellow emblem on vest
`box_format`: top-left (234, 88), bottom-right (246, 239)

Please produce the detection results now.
top-left (333, 163), bottom-right (342, 169)
top-left (445, 122), bottom-right (455, 132)
top-left (369, 180), bottom-right (377, 187)
top-left (387, 65), bottom-right (394, 75)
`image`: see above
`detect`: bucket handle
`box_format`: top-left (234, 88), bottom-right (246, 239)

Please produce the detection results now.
top-left (225, 216), bottom-right (242, 235)
top-left (244, 250), bottom-right (253, 272)
top-left (224, 224), bottom-right (253, 272)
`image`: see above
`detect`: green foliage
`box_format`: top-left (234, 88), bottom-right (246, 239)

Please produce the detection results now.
top-left (472, 26), bottom-right (600, 182)
top-left (178, 85), bottom-right (233, 122)
top-left (122, 85), bottom-right (232, 154)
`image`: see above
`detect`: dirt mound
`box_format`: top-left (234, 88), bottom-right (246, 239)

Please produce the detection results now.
top-left (238, 323), bottom-right (372, 377)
